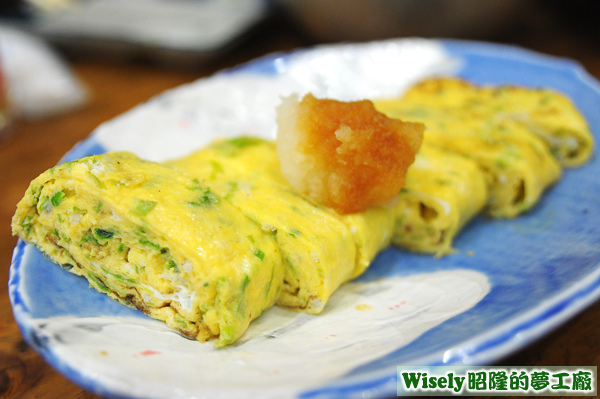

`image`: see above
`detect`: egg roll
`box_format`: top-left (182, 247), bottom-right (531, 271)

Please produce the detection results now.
top-left (11, 152), bottom-right (284, 347)
top-left (482, 84), bottom-right (594, 167)
top-left (392, 143), bottom-right (488, 255)
top-left (170, 137), bottom-right (487, 269)
top-left (377, 77), bottom-right (594, 167)
top-left (375, 93), bottom-right (563, 218)
top-left (167, 138), bottom-right (396, 312)
top-left (214, 138), bottom-right (488, 257)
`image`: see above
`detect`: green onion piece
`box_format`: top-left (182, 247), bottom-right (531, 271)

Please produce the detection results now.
top-left (37, 196), bottom-right (50, 213)
top-left (215, 137), bottom-right (265, 156)
top-left (175, 318), bottom-right (188, 328)
top-left (88, 172), bottom-right (103, 188)
top-left (265, 267), bottom-right (274, 297)
top-left (228, 136), bottom-right (263, 148)
top-left (241, 275), bottom-right (250, 293)
top-left (167, 259), bottom-right (178, 271)
top-left (210, 160), bottom-right (223, 179)
top-left (81, 231), bottom-right (100, 245)
top-left (88, 272), bottom-right (109, 292)
top-left (189, 188), bottom-right (220, 207)
top-left (94, 228), bottom-right (114, 239)
top-left (51, 191), bottom-right (66, 206)
top-left (187, 178), bottom-right (202, 191)
top-left (139, 238), bottom-right (161, 251)
top-left (224, 181), bottom-right (238, 201)
top-left (495, 158), bottom-right (509, 169)
top-left (133, 199), bottom-right (157, 216)
top-left (288, 228), bottom-right (301, 238)
top-left (21, 215), bottom-right (34, 228)
top-left (254, 249), bottom-right (265, 261)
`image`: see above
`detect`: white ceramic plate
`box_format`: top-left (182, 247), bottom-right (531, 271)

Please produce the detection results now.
top-left (9, 39), bottom-right (600, 399)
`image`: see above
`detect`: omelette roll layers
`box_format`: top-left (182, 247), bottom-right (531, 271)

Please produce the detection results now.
top-left (481, 84), bottom-right (594, 167)
top-left (393, 143), bottom-right (488, 256)
top-left (392, 78), bottom-right (594, 167)
top-left (11, 152), bottom-right (283, 347)
top-left (168, 148), bottom-right (357, 314)
top-left (167, 138), bottom-right (396, 312)
top-left (202, 138), bottom-right (488, 257)
top-left (375, 100), bottom-right (562, 218)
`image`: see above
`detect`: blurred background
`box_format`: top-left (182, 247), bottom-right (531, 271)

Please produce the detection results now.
top-left (0, 0), bottom-right (599, 125)
top-left (1, 1), bottom-right (600, 398)
top-left (0, 0), bottom-right (597, 129)
top-left (2, 0), bottom-right (599, 66)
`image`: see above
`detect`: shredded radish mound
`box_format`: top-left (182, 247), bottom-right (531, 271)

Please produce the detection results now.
top-left (276, 93), bottom-right (425, 214)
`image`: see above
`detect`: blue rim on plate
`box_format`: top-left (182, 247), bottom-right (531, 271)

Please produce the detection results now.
top-left (9, 39), bottom-right (600, 399)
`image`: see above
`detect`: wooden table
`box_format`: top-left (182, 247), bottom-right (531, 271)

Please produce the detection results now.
top-left (1, 6), bottom-right (599, 398)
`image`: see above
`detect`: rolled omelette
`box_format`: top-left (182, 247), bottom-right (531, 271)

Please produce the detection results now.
top-left (481, 84), bottom-right (594, 167)
top-left (384, 78), bottom-right (594, 167)
top-left (375, 98), bottom-right (563, 218)
top-left (169, 137), bottom-right (486, 260)
top-left (393, 143), bottom-right (488, 256)
top-left (166, 139), bottom-right (395, 313)
top-left (11, 152), bottom-right (284, 347)
top-left (213, 138), bottom-right (488, 256)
